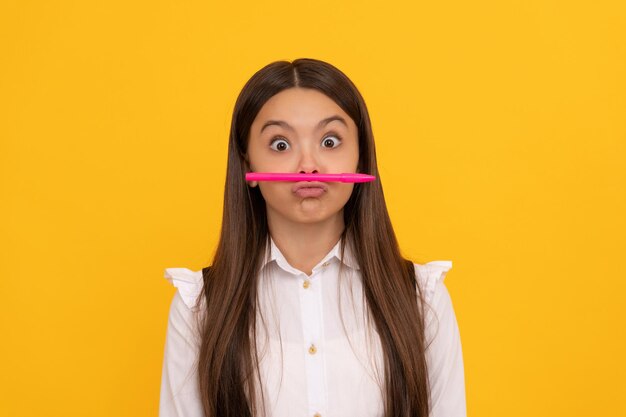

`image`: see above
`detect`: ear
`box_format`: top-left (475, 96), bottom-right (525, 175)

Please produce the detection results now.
top-left (243, 154), bottom-right (258, 187)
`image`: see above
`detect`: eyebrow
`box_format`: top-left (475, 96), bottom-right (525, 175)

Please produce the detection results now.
top-left (260, 115), bottom-right (348, 134)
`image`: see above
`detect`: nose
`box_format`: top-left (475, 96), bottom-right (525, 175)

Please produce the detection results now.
top-left (296, 144), bottom-right (320, 174)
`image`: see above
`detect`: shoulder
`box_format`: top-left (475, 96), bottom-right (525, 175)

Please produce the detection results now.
top-left (163, 267), bottom-right (206, 346)
top-left (413, 260), bottom-right (462, 349)
top-left (412, 260), bottom-right (458, 335)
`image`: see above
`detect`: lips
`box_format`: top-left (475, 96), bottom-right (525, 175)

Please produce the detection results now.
top-left (292, 181), bottom-right (328, 198)
top-left (292, 181), bottom-right (329, 192)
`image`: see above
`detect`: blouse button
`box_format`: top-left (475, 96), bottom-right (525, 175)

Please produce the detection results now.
top-left (322, 261), bottom-right (330, 267)
top-left (303, 279), bottom-right (311, 289)
top-left (308, 343), bottom-right (317, 355)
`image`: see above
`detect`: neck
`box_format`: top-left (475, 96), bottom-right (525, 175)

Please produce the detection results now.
top-left (267, 209), bottom-right (344, 276)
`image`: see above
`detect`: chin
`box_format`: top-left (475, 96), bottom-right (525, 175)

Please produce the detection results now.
top-left (266, 199), bottom-right (345, 223)
top-left (272, 209), bottom-right (330, 224)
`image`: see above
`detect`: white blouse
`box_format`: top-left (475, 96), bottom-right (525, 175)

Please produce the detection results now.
top-left (159, 237), bottom-right (466, 417)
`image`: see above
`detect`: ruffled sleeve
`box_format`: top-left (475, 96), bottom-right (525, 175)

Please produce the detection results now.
top-left (413, 260), bottom-right (453, 303)
top-left (164, 268), bottom-right (204, 310)
top-left (413, 260), bottom-right (467, 417)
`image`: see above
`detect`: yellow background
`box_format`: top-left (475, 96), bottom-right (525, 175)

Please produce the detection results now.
top-left (1, 1), bottom-right (624, 415)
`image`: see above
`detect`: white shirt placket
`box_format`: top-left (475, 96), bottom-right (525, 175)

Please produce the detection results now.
top-left (298, 261), bottom-right (331, 417)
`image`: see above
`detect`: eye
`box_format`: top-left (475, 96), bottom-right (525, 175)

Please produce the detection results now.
top-left (269, 137), bottom-right (290, 152)
top-left (322, 134), bottom-right (342, 148)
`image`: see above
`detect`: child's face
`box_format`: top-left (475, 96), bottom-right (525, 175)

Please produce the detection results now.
top-left (245, 87), bottom-right (359, 226)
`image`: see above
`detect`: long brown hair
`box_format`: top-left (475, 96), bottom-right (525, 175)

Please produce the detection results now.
top-left (194, 58), bottom-right (431, 417)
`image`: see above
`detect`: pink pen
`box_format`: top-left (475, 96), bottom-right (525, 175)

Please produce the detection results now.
top-left (245, 172), bottom-right (376, 183)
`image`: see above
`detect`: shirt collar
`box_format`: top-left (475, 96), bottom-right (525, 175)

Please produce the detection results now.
top-left (261, 235), bottom-right (360, 274)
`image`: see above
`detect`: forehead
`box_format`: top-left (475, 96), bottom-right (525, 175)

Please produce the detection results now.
top-left (252, 87), bottom-right (354, 129)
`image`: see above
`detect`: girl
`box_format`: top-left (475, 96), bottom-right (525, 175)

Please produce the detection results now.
top-left (159, 58), bottom-right (466, 417)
